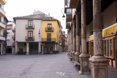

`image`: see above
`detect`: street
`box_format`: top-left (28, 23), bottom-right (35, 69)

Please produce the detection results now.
top-left (0, 53), bottom-right (90, 78)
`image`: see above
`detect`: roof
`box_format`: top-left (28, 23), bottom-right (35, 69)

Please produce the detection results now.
top-left (13, 10), bottom-right (62, 28)
top-left (13, 10), bottom-right (57, 21)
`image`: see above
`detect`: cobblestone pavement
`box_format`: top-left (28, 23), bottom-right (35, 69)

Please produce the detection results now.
top-left (0, 53), bottom-right (91, 78)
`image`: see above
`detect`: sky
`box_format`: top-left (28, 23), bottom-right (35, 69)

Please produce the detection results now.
top-left (4, 0), bottom-right (67, 32)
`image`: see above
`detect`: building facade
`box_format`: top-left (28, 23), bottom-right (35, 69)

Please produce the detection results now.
top-left (14, 11), bottom-right (62, 55)
top-left (0, 0), bottom-right (8, 55)
top-left (60, 31), bottom-right (67, 52)
top-left (64, 0), bottom-right (117, 78)
top-left (14, 12), bottom-right (43, 55)
top-left (6, 22), bottom-right (15, 54)
top-left (40, 19), bottom-right (62, 54)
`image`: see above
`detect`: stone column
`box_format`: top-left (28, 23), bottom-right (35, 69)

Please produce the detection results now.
top-left (74, 20), bottom-right (77, 63)
top-left (89, 0), bottom-right (108, 78)
top-left (79, 0), bottom-right (89, 74)
top-left (38, 42), bottom-right (41, 54)
top-left (42, 45), bottom-right (44, 54)
top-left (69, 29), bottom-right (72, 60)
top-left (75, 13), bottom-right (81, 64)
top-left (72, 23), bottom-right (75, 61)
top-left (68, 31), bottom-right (71, 52)
top-left (67, 31), bottom-right (70, 52)
top-left (74, 21), bottom-right (76, 52)
top-left (55, 43), bottom-right (57, 51)
top-left (15, 42), bottom-right (18, 54)
top-left (70, 27), bottom-right (73, 59)
top-left (1, 44), bottom-right (3, 55)
top-left (26, 42), bottom-right (29, 55)
top-left (12, 47), bottom-right (15, 55)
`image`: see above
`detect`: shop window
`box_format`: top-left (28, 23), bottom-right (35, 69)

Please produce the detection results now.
top-left (104, 38), bottom-right (114, 58)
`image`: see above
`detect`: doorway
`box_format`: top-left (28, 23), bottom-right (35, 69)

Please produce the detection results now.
top-left (29, 42), bottom-right (38, 54)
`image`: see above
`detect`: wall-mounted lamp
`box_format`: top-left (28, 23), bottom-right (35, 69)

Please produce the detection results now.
top-left (61, 8), bottom-right (65, 18)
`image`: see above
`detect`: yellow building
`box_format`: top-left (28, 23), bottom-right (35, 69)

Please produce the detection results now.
top-left (40, 19), bottom-right (62, 54)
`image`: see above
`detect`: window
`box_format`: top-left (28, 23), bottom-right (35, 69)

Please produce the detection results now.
top-left (109, 39), bottom-right (113, 57)
top-left (28, 31), bottom-right (33, 37)
top-left (48, 24), bottom-right (52, 28)
top-left (28, 20), bottom-right (33, 26)
top-left (46, 23), bottom-right (53, 32)
top-left (103, 38), bottom-right (114, 58)
top-left (103, 40), bottom-right (106, 56)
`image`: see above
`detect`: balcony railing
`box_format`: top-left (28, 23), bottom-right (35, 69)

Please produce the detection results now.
top-left (0, 22), bottom-right (5, 28)
top-left (65, 8), bottom-right (72, 16)
top-left (66, 22), bottom-right (71, 29)
top-left (25, 24), bottom-right (35, 29)
top-left (69, 0), bottom-right (77, 8)
top-left (25, 36), bottom-right (35, 41)
top-left (64, 0), bottom-right (78, 8)
top-left (0, 7), bottom-right (5, 16)
top-left (45, 27), bottom-right (54, 32)
top-left (64, 0), bottom-right (70, 7)
top-left (0, 0), bottom-right (6, 5)
top-left (65, 8), bottom-right (72, 22)
top-left (41, 38), bottom-right (56, 42)
top-left (0, 34), bottom-right (5, 40)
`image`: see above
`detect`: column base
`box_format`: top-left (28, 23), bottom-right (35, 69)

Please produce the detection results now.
top-left (26, 53), bottom-right (29, 55)
top-left (72, 51), bottom-right (76, 61)
top-left (89, 56), bottom-right (108, 78)
top-left (74, 52), bottom-right (80, 70)
top-left (68, 51), bottom-right (72, 61)
top-left (70, 51), bottom-right (74, 61)
top-left (79, 53), bottom-right (90, 74)
top-left (75, 52), bottom-right (79, 62)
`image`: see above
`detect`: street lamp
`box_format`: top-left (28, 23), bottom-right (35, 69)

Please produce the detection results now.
top-left (62, 14), bottom-right (65, 18)
top-left (61, 8), bottom-right (65, 18)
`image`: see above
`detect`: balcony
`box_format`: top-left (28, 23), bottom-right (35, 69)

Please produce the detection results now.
top-left (69, 0), bottom-right (78, 8)
top-left (65, 8), bottom-right (72, 22)
top-left (41, 38), bottom-right (56, 42)
top-left (0, 0), bottom-right (6, 5)
top-left (51, 38), bottom-right (56, 42)
top-left (64, 0), bottom-right (70, 8)
top-left (41, 38), bottom-right (46, 42)
top-left (0, 22), bottom-right (5, 28)
top-left (0, 8), bottom-right (5, 16)
top-left (64, 0), bottom-right (78, 8)
top-left (25, 24), bottom-right (35, 30)
top-left (25, 36), bottom-right (35, 41)
top-left (66, 22), bottom-right (71, 29)
top-left (0, 35), bottom-right (5, 40)
top-left (47, 38), bottom-right (51, 42)
top-left (45, 27), bottom-right (54, 32)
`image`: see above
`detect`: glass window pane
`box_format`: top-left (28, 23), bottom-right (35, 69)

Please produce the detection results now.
top-left (110, 39), bottom-right (113, 57)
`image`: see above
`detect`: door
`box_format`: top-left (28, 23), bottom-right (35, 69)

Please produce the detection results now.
top-left (29, 42), bottom-right (38, 54)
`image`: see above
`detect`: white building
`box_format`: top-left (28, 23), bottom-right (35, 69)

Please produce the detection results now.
top-left (6, 22), bottom-right (15, 54)
top-left (13, 11), bottom-right (45, 54)
top-left (0, 0), bottom-right (8, 55)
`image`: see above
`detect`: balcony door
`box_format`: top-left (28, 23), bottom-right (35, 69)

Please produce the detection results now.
top-left (47, 33), bottom-right (51, 42)
top-left (28, 20), bottom-right (33, 27)
top-left (28, 31), bottom-right (33, 38)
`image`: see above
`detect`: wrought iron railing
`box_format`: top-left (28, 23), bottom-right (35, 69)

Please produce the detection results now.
top-left (25, 36), bottom-right (35, 41)
top-left (25, 24), bottom-right (35, 29)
